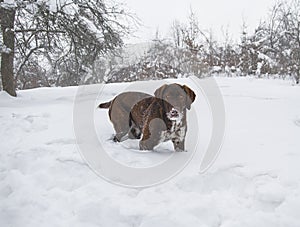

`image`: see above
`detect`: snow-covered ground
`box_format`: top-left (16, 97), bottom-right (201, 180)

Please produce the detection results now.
top-left (1, 77), bottom-right (300, 227)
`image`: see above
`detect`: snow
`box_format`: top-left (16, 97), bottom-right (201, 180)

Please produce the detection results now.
top-left (258, 51), bottom-right (275, 66)
top-left (123, 43), bottom-right (151, 64)
top-left (211, 66), bottom-right (222, 73)
top-left (43, 0), bottom-right (74, 14)
top-left (80, 16), bottom-right (105, 42)
top-left (1, 77), bottom-right (300, 226)
top-left (1, 0), bottom-right (16, 8)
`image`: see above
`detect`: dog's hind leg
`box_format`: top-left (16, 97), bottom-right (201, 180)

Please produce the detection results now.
top-left (128, 117), bottom-right (141, 139)
top-left (128, 126), bottom-right (141, 139)
top-left (113, 132), bottom-right (129, 142)
top-left (111, 116), bottom-right (131, 142)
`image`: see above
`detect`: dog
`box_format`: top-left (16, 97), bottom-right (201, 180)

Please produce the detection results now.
top-left (129, 84), bottom-right (196, 151)
top-left (98, 92), bottom-right (152, 142)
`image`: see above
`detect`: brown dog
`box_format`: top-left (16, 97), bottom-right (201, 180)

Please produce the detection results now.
top-left (98, 92), bottom-right (152, 142)
top-left (129, 84), bottom-right (196, 151)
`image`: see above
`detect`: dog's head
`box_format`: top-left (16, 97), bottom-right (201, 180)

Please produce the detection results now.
top-left (154, 83), bottom-right (196, 113)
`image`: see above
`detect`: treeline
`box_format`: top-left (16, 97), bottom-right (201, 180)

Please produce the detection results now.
top-left (1, 0), bottom-right (299, 96)
top-left (106, 0), bottom-right (300, 84)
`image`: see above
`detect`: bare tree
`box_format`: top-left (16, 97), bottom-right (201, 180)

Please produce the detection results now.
top-left (171, 20), bottom-right (183, 48)
top-left (284, 0), bottom-right (300, 84)
top-left (269, 0), bottom-right (300, 83)
top-left (0, 0), bottom-right (16, 96)
top-left (0, 0), bottom-right (135, 94)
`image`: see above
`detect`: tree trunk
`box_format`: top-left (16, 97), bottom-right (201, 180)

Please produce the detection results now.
top-left (0, 4), bottom-right (16, 97)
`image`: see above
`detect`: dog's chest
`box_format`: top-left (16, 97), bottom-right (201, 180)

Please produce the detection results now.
top-left (160, 121), bottom-right (186, 142)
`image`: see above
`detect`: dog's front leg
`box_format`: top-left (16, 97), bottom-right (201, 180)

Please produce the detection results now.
top-left (172, 138), bottom-right (185, 152)
top-left (140, 138), bottom-right (159, 151)
top-left (139, 129), bottom-right (161, 151)
top-left (139, 118), bottom-right (165, 151)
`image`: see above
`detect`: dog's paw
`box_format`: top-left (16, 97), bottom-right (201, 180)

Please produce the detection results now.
top-left (175, 148), bottom-right (187, 152)
top-left (112, 136), bottom-right (119, 142)
top-left (139, 140), bottom-right (155, 151)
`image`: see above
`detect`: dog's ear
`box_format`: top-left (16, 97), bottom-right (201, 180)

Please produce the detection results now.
top-left (181, 85), bottom-right (196, 110)
top-left (154, 84), bottom-right (168, 99)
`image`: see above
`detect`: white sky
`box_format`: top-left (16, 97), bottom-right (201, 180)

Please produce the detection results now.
top-left (123, 0), bottom-right (278, 44)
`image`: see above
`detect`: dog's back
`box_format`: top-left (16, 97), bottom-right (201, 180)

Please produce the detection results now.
top-left (98, 91), bottom-right (152, 141)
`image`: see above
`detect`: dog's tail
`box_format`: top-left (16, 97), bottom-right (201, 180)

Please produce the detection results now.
top-left (98, 101), bottom-right (112, 109)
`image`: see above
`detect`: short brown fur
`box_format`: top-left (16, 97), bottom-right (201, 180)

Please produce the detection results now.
top-left (130, 84), bottom-right (196, 151)
top-left (98, 92), bottom-right (152, 141)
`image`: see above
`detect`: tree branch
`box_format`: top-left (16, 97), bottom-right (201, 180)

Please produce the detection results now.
top-left (14, 29), bottom-right (66, 33)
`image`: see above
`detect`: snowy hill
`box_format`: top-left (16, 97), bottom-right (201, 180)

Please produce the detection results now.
top-left (1, 77), bottom-right (300, 227)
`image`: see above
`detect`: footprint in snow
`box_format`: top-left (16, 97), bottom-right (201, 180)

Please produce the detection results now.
top-left (46, 138), bottom-right (76, 146)
top-left (294, 116), bottom-right (300, 127)
top-left (10, 113), bottom-right (49, 132)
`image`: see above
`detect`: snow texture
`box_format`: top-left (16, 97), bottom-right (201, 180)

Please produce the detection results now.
top-left (1, 77), bottom-right (300, 227)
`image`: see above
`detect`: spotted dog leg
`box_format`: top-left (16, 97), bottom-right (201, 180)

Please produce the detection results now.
top-left (172, 138), bottom-right (185, 152)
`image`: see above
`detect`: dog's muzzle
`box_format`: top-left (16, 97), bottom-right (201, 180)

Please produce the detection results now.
top-left (170, 109), bottom-right (179, 118)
